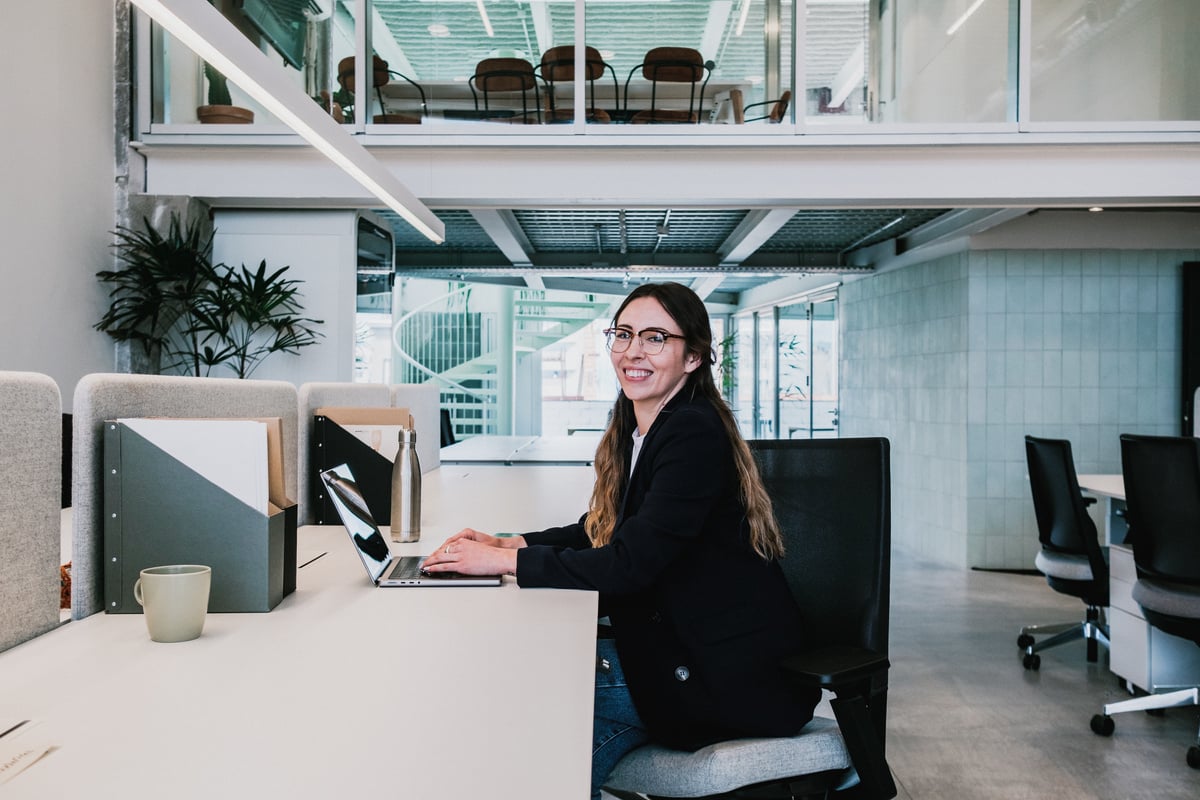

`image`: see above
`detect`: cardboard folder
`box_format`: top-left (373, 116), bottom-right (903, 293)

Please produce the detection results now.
top-left (103, 418), bottom-right (298, 614)
top-left (310, 406), bottom-right (413, 526)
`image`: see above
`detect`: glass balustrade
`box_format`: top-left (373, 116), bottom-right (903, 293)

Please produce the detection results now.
top-left (140, 0), bottom-right (1199, 134)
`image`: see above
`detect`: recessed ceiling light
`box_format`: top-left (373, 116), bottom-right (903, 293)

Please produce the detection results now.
top-left (427, 23), bottom-right (450, 38)
top-left (600, 50), bottom-right (615, 60)
top-left (745, 75), bottom-right (764, 84)
top-left (1088, 206), bottom-right (1104, 212)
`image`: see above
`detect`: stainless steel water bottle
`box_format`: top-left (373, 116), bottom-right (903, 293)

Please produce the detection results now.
top-left (390, 427), bottom-right (421, 542)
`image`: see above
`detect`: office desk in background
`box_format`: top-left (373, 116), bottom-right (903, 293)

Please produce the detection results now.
top-left (2, 466), bottom-right (597, 799)
top-left (1077, 473), bottom-right (1200, 695)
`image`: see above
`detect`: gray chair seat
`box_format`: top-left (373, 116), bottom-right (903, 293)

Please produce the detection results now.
top-left (1034, 549), bottom-right (1094, 582)
top-left (605, 716), bottom-right (851, 798)
top-left (1132, 579), bottom-right (1200, 619)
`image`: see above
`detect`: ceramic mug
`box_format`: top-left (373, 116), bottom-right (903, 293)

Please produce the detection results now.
top-left (133, 565), bottom-right (212, 643)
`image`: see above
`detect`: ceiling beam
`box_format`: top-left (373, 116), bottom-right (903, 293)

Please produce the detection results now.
top-left (691, 275), bottom-right (726, 300)
top-left (717, 208), bottom-right (799, 266)
top-left (470, 209), bottom-right (535, 266)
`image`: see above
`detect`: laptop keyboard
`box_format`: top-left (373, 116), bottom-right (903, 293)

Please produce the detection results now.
top-left (389, 557), bottom-right (426, 580)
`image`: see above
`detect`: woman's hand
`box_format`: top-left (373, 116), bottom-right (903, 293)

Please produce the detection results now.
top-left (422, 532), bottom-right (520, 576)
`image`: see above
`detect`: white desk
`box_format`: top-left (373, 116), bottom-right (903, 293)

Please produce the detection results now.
top-left (2, 465), bottom-right (597, 799)
top-left (442, 434), bottom-right (600, 466)
top-left (1078, 473), bottom-right (1128, 545)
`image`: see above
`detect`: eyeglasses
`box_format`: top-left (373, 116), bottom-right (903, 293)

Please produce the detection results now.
top-left (603, 327), bottom-right (686, 355)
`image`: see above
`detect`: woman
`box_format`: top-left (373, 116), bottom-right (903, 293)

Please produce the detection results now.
top-left (422, 282), bottom-right (820, 796)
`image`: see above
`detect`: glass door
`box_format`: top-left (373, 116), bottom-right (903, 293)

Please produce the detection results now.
top-left (777, 297), bottom-right (838, 439)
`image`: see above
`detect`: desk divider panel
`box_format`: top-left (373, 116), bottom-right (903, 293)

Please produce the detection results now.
top-left (103, 421), bottom-right (296, 614)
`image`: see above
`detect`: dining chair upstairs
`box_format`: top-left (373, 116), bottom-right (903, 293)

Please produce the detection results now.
top-left (538, 45), bottom-right (618, 123)
top-left (470, 57), bottom-right (542, 124)
top-left (623, 47), bottom-right (713, 124)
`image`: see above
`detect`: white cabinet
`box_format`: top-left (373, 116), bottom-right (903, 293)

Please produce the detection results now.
top-left (1109, 544), bottom-right (1200, 691)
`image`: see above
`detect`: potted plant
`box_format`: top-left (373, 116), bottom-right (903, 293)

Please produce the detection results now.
top-left (197, 63), bottom-right (255, 124)
top-left (94, 213), bottom-right (216, 374)
top-left (96, 212), bottom-right (323, 377)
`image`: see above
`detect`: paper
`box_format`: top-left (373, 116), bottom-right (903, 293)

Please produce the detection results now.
top-left (0, 720), bottom-right (56, 786)
top-left (118, 418), bottom-right (269, 513)
top-left (340, 423), bottom-right (408, 462)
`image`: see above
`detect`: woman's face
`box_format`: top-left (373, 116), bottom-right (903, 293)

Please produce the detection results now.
top-left (610, 296), bottom-right (700, 425)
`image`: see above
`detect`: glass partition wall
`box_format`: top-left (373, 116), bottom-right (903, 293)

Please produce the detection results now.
top-left (141, 1), bottom-right (1199, 134)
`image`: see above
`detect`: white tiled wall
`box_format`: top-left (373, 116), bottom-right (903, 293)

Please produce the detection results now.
top-left (841, 249), bottom-right (1196, 569)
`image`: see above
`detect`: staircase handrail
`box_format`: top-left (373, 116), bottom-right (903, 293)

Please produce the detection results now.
top-left (391, 285), bottom-right (490, 400)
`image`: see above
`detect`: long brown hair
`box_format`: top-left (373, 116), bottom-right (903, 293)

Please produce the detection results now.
top-left (584, 282), bottom-right (784, 559)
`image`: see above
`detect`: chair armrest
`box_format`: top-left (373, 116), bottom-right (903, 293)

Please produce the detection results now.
top-left (783, 645), bottom-right (896, 799)
top-left (781, 644), bottom-right (890, 689)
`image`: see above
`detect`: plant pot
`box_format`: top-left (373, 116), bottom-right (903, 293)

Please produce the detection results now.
top-left (197, 104), bottom-right (255, 124)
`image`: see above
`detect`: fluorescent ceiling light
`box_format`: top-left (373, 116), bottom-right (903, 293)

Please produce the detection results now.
top-left (476, 0), bottom-right (494, 37)
top-left (736, 0), bottom-right (752, 36)
top-left (946, 0), bottom-right (987, 36)
top-left (129, 0), bottom-right (444, 244)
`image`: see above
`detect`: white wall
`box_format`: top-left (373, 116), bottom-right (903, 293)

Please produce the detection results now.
top-left (0, 4), bottom-right (117, 398)
top-left (212, 210), bottom-right (359, 385)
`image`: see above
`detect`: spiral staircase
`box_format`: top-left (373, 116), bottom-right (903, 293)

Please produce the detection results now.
top-left (392, 285), bottom-right (613, 437)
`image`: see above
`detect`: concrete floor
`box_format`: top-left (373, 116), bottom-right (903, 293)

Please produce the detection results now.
top-left (886, 552), bottom-right (1200, 800)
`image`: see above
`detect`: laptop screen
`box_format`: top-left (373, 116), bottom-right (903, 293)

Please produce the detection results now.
top-left (321, 464), bottom-right (391, 584)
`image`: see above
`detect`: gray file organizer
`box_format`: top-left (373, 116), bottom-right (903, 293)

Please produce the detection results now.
top-left (103, 420), bottom-right (297, 613)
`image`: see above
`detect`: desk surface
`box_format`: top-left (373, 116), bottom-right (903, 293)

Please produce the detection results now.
top-left (441, 434), bottom-right (600, 466)
top-left (3, 465), bottom-right (597, 799)
top-left (1079, 473), bottom-right (1125, 501)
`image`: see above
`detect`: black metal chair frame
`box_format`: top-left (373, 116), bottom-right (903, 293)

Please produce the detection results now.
top-left (622, 48), bottom-right (713, 124)
top-left (538, 46), bottom-right (620, 124)
top-left (469, 58), bottom-right (542, 124)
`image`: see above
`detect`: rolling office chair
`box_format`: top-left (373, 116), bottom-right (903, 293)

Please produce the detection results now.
top-left (1090, 434), bottom-right (1200, 769)
top-left (1019, 435), bottom-right (1110, 671)
top-left (604, 438), bottom-right (896, 800)
top-left (623, 47), bottom-right (713, 124)
top-left (469, 57), bottom-right (542, 124)
top-left (538, 45), bottom-right (618, 123)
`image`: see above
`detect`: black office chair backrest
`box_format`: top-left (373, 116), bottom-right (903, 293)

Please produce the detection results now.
top-left (749, 438), bottom-right (891, 657)
top-left (1025, 436), bottom-right (1101, 557)
top-left (1120, 433), bottom-right (1200, 586)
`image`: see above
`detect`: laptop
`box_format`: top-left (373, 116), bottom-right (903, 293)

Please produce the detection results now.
top-left (320, 463), bottom-right (502, 587)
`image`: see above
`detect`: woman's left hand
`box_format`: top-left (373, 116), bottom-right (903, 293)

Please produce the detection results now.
top-left (422, 536), bottom-right (518, 577)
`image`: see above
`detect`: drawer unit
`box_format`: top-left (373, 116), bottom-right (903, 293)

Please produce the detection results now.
top-left (1108, 544), bottom-right (1200, 692)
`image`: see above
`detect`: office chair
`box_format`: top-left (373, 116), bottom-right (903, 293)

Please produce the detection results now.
top-left (604, 437), bottom-right (896, 800)
top-left (439, 408), bottom-right (456, 448)
top-left (743, 89), bottom-right (792, 123)
top-left (1089, 434), bottom-right (1200, 769)
top-left (538, 45), bottom-right (618, 123)
top-left (623, 47), bottom-right (713, 124)
top-left (1018, 435), bottom-right (1110, 670)
top-left (336, 55), bottom-right (427, 125)
top-left (469, 57), bottom-right (542, 124)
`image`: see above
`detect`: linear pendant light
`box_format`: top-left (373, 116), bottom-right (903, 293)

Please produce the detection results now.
top-left (128, 0), bottom-right (445, 244)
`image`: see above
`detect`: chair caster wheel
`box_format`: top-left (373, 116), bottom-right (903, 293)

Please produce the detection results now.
top-left (1023, 653), bottom-right (1040, 670)
top-left (1090, 714), bottom-right (1115, 737)
top-left (1187, 745), bottom-right (1200, 769)
top-left (1017, 634), bottom-right (1034, 649)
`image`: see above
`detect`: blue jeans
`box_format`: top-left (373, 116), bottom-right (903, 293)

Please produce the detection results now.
top-left (592, 638), bottom-right (650, 799)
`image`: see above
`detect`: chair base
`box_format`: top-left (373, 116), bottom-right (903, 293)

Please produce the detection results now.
top-left (1090, 687), bottom-right (1200, 769)
top-left (1018, 605), bottom-right (1109, 670)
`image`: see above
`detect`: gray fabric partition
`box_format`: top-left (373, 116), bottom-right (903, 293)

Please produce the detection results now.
top-left (390, 383), bottom-right (441, 475)
top-left (0, 371), bottom-right (62, 652)
top-left (71, 374), bottom-right (299, 620)
top-left (297, 382), bottom-right (390, 525)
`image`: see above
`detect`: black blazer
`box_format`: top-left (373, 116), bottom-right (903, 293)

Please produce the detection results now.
top-left (516, 390), bottom-right (820, 750)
